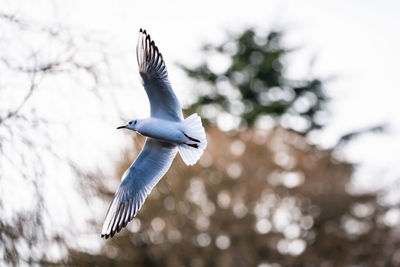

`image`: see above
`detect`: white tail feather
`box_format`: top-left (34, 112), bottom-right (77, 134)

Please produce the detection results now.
top-left (179, 114), bottom-right (207, 166)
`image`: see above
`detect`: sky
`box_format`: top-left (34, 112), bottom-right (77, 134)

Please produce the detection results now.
top-left (2, 0), bottom-right (400, 211)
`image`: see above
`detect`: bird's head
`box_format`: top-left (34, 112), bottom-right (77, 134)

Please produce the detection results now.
top-left (117, 120), bottom-right (138, 131)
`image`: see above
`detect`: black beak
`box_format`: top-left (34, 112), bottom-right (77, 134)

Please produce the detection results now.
top-left (116, 125), bottom-right (126, 129)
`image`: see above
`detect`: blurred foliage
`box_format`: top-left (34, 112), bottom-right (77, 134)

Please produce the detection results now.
top-left (180, 29), bottom-right (327, 134)
top-left (69, 127), bottom-right (399, 267)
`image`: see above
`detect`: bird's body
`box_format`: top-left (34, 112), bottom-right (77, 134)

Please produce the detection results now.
top-left (135, 118), bottom-right (186, 144)
top-left (101, 29), bottom-right (207, 238)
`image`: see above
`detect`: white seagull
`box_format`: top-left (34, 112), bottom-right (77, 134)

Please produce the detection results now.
top-left (101, 29), bottom-right (207, 238)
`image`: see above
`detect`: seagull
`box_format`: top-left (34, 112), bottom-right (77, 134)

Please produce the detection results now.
top-left (101, 29), bottom-right (207, 239)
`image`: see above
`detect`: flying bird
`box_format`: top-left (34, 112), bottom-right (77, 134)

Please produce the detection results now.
top-left (101, 29), bottom-right (207, 238)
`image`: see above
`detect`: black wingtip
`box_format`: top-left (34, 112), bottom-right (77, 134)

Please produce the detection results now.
top-left (140, 28), bottom-right (150, 38)
top-left (101, 233), bottom-right (111, 239)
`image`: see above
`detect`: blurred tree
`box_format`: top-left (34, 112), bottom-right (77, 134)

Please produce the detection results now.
top-left (0, 12), bottom-right (116, 266)
top-left (70, 127), bottom-right (399, 267)
top-left (180, 29), bottom-right (327, 134)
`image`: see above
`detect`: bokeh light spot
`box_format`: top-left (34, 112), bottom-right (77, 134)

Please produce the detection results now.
top-left (196, 233), bottom-right (211, 247)
top-left (226, 162), bottom-right (243, 179)
top-left (232, 201), bottom-right (248, 218)
top-left (127, 218), bottom-right (141, 233)
top-left (217, 191), bottom-right (231, 209)
top-left (287, 239), bottom-right (306, 256)
top-left (281, 172), bottom-right (305, 188)
top-left (255, 218), bottom-right (272, 234)
top-left (230, 140), bottom-right (246, 156)
top-left (215, 234), bottom-right (230, 250)
top-left (151, 217), bottom-right (165, 232)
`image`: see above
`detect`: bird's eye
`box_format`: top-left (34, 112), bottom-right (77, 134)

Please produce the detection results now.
top-left (128, 121), bottom-right (132, 125)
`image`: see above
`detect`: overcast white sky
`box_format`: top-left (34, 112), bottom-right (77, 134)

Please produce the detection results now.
top-left (3, 0), bottom-right (400, 192)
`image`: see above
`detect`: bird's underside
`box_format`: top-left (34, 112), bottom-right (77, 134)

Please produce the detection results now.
top-left (101, 29), bottom-right (207, 238)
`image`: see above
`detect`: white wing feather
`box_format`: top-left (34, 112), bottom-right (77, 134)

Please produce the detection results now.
top-left (101, 138), bottom-right (177, 238)
top-left (137, 29), bottom-right (183, 122)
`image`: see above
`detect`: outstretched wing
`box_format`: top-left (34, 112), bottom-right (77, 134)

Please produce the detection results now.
top-left (101, 138), bottom-right (177, 238)
top-left (137, 29), bottom-right (183, 122)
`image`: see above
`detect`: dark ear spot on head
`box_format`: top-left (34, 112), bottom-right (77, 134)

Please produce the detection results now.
top-left (134, 120), bottom-right (137, 125)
